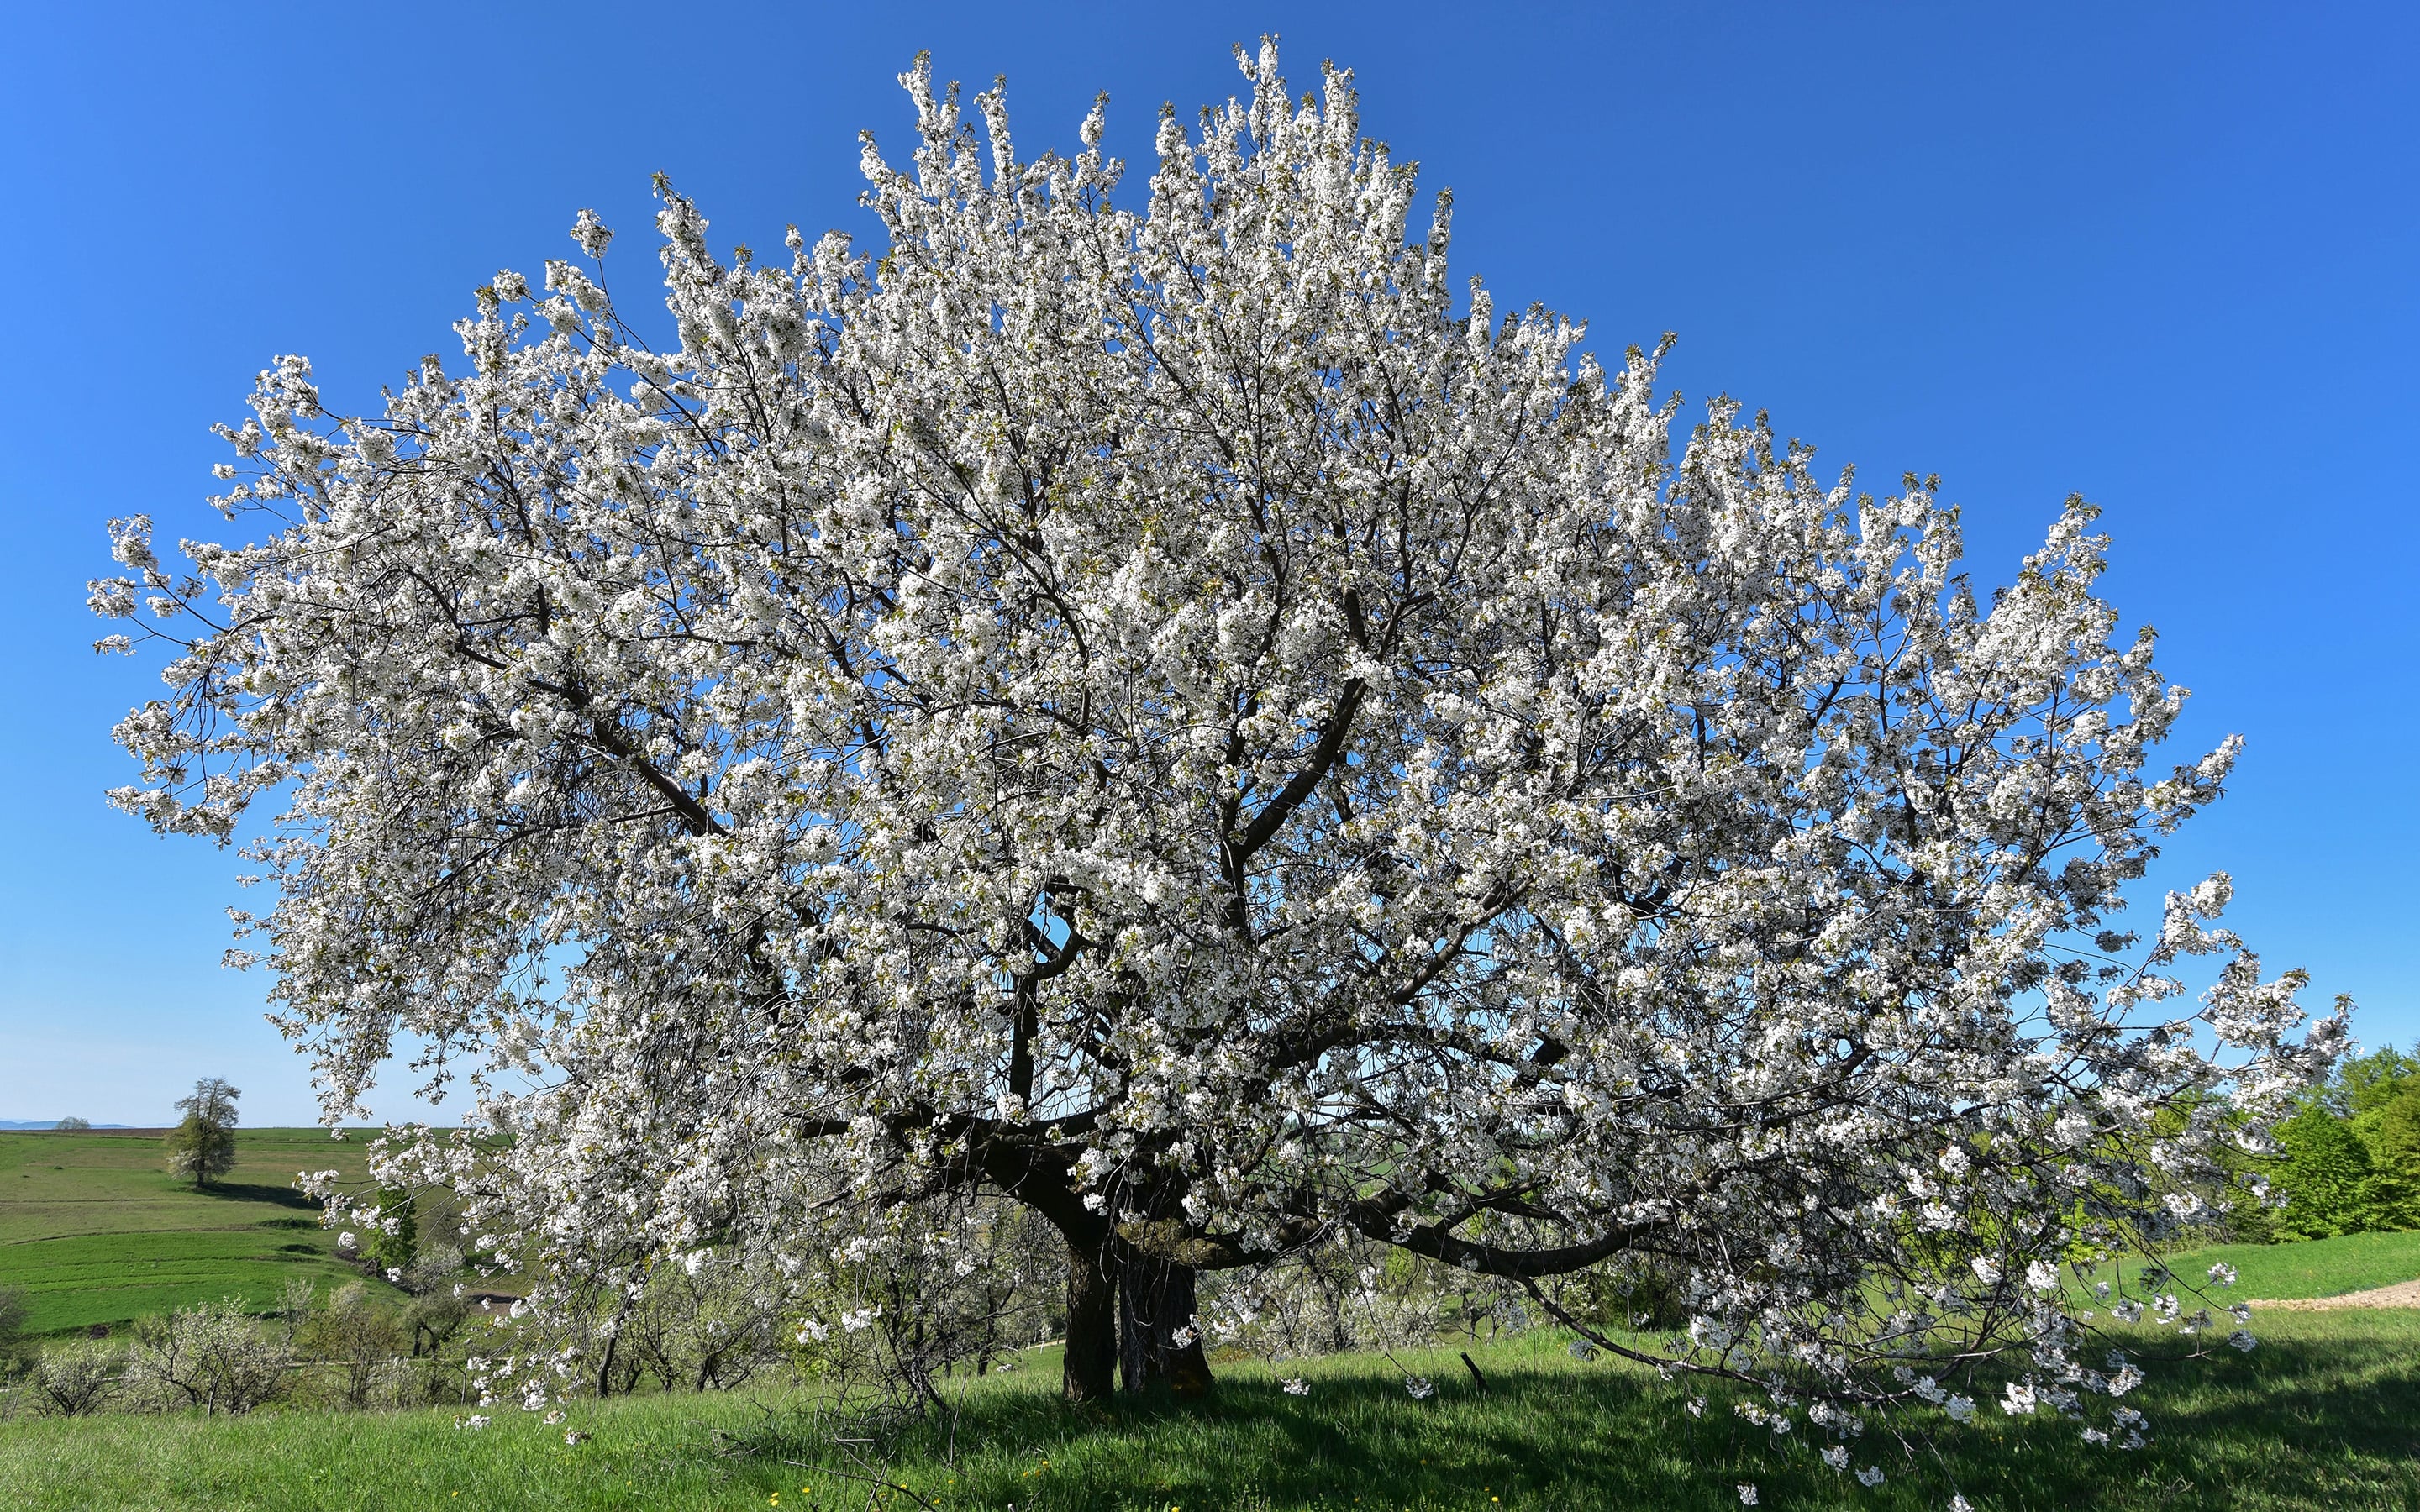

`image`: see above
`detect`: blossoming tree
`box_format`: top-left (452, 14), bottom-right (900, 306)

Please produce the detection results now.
top-left (101, 42), bottom-right (2339, 1438)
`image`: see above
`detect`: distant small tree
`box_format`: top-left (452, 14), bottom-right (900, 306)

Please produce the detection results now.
top-left (55, 1116), bottom-right (90, 1131)
top-left (163, 1078), bottom-right (240, 1189)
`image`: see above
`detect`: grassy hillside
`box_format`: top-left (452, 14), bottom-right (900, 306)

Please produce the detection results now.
top-left (2173, 1228), bottom-right (2420, 1299)
top-left (0, 1127), bottom-right (383, 1336)
top-left (2067, 1229), bottom-right (2420, 1311)
top-left (0, 1314), bottom-right (2414, 1511)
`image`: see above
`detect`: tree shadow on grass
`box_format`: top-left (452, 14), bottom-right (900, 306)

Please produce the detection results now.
top-left (744, 1330), bottom-right (2420, 1512)
top-left (190, 1182), bottom-right (318, 1211)
top-left (1949, 1328), bottom-right (2420, 1511)
top-left (773, 1369), bottom-right (1797, 1511)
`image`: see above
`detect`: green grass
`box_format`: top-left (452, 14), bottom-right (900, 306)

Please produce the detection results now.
top-left (2164, 1229), bottom-right (2420, 1300)
top-left (5, 1146), bottom-right (2415, 1509)
top-left (3, 1315), bottom-right (2415, 1511)
top-left (0, 1128), bottom-right (384, 1335)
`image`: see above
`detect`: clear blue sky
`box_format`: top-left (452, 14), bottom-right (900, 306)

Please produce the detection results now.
top-left (2, 2), bottom-right (2412, 1126)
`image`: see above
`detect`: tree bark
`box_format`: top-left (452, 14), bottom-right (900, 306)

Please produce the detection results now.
top-left (1062, 1233), bottom-right (1118, 1403)
top-left (1118, 1245), bottom-right (1212, 1398)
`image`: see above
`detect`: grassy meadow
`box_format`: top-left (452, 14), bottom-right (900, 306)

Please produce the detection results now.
top-left (1, 1313), bottom-right (2415, 1511)
top-left (0, 1126), bottom-right (384, 1336)
top-left (2145, 1228), bottom-right (2420, 1299)
top-left (1, 1135), bottom-right (2416, 1509)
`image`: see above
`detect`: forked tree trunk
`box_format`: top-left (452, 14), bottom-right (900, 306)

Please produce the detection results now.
top-left (1062, 1234), bottom-right (1119, 1403)
top-left (1118, 1246), bottom-right (1212, 1398)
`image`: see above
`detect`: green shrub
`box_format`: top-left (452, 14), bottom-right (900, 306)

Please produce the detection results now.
top-left (2273, 1105), bottom-right (2375, 1239)
top-left (2365, 1083), bottom-right (2420, 1231)
top-left (304, 1282), bottom-right (407, 1409)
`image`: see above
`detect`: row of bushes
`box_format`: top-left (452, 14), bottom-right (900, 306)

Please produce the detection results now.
top-left (4, 1196), bottom-right (1589, 1420)
top-left (2, 1278), bottom-right (483, 1420)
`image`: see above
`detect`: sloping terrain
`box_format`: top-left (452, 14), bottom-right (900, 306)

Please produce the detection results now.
top-left (0, 1127), bottom-right (377, 1334)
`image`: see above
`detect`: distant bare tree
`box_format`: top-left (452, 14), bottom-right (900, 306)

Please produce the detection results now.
top-left (55, 1116), bottom-right (90, 1131)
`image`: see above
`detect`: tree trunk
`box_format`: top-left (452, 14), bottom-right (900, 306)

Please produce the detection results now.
top-left (1118, 1246), bottom-right (1212, 1398)
top-left (1062, 1234), bottom-right (1118, 1403)
top-left (595, 1329), bottom-right (621, 1398)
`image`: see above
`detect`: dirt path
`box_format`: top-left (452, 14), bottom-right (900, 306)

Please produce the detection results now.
top-left (2247, 1278), bottom-right (2420, 1310)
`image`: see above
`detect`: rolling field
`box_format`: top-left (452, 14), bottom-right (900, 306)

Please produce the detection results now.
top-left (0, 1127), bottom-right (381, 1335)
top-left (1, 1315), bottom-right (2416, 1510)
